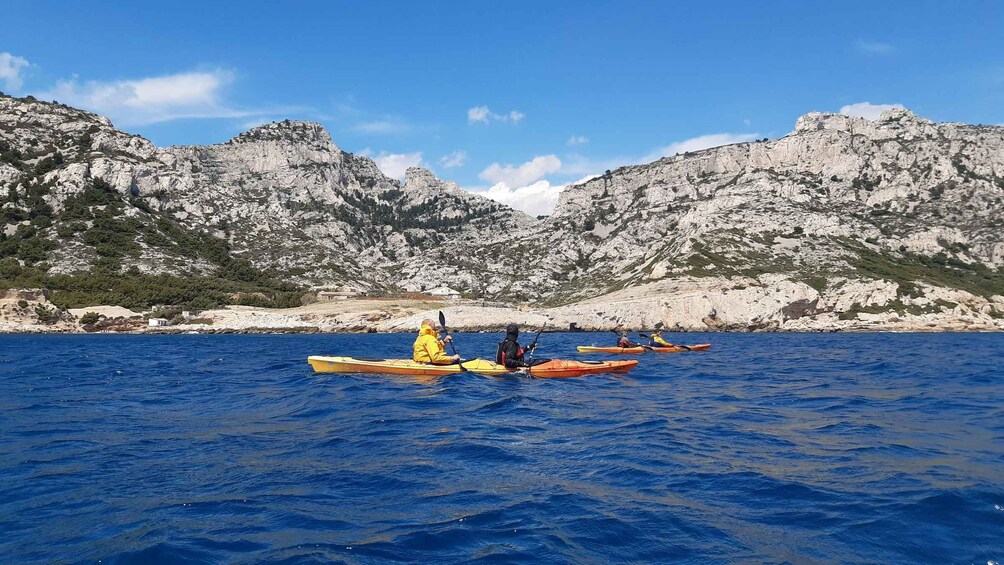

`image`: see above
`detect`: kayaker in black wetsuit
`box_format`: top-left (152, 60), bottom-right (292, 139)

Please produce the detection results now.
top-left (496, 324), bottom-right (527, 369)
top-left (616, 329), bottom-right (639, 348)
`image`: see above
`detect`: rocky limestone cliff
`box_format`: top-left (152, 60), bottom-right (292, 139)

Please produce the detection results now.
top-left (399, 108), bottom-right (1004, 328)
top-left (0, 94), bottom-right (531, 292)
top-left (2, 94), bottom-right (1003, 331)
top-left (542, 108), bottom-right (1003, 282)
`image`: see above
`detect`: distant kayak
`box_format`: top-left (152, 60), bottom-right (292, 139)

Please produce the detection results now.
top-left (307, 356), bottom-right (637, 378)
top-left (577, 344), bottom-right (712, 354)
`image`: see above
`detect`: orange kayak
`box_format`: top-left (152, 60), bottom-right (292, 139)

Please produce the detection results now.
top-left (577, 344), bottom-right (711, 354)
top-left (523, 359), bottom-right (638, 378)
top-left (307, 356), bottom-right (638, 378)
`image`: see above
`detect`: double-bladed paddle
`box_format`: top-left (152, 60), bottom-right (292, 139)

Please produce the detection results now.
top-left (527, 323), bottom-right (547, 356)
top-left (438, 310), bottom-right (466, 372)
top-left (525, 323), bottom-right (547, 377)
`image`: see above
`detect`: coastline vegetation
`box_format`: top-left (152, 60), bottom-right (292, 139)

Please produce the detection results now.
top-left (0, 260), bottom-right (304, 311)
top-left (842, 240), bottom-right (1004, 300)
top-left (1, 178), bottom-right (305, 311)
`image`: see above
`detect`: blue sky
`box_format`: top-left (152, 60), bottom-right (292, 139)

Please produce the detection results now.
top-left (2, 0), bottom-right (1003, 214)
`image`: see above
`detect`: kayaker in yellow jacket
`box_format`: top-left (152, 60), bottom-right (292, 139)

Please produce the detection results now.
top-left (648, 330), bottom-right (671, 347)
top-left (413, 319), bottom-right (460, 364)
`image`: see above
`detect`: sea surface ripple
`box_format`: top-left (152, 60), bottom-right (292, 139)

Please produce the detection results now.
top-left (1, 332), bottom-right (1002, 563)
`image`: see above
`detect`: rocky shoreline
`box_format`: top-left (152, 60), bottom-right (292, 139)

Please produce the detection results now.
top-left (3, 318), bottom-right (1002, 335)
top-left (3, 277), bottom-right (1002, 335)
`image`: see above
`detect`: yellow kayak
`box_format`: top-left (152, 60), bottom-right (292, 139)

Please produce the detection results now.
top-left (307, 356), bottom-right (639, 378)
top-left (308, 356), bottom-right (501, 376)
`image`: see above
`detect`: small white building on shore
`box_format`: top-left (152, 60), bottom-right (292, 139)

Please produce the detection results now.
top-left (148, 318), bottom-right (169, 327)
top-left (427, 286), bottom-right (461, 300)
top-left (317, 288), bottom-right (360, 301)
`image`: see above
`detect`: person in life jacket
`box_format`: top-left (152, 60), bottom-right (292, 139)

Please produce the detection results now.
top-left (616, 329), bottom-right (639, 348)
top-left (413, 318), bottom-right (460, 364)
top-left (496, 324), bottom-right (527, 369)
top-left (648, 329), bottom-right (671, 347)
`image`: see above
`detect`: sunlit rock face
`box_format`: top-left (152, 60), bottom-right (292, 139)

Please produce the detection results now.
top-left (2, 94), bottom-right (1003, 329)
top-left (0, 95), bottom-right (530, 290)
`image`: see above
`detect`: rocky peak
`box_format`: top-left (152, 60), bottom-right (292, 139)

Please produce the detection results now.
top-left (877, 107), bottom-right (928, 125)
top-left (0, 93), bottom-right (112, 129)
top-left (404, 167), bottom-right (461, 197)
top-left (793, 112), bottom-right (862, 134)
top-left (400, 167), bottom-right (534, 225)
top-left (791, 107), bottom-right (934, 137)
top-left (404, 166), bottom-right (437, 186)
top-left (227, 120), bottom-right (338, 151)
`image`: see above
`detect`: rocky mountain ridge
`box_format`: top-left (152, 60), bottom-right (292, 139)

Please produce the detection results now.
top-left (0, 94), bottom-right (529, 291)
top-left (2, 93), bottom-right (1003, 330)
top-left (396, 107), bottom-right (1004, 328)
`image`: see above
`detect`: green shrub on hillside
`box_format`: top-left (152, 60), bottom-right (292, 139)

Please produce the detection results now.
top-left (79, 311), bottom-right (101, 325)
top-left (846, 241), bottom-right (1004, 299)
top-left (16, 238), bottom-right (55, 263)
top-left (0, 174), bottom-right (307, 310)
top-left (34, 304), bottom-right (62, 324)
top-left (60, 178), bottom-right (122, 221)
top-left (0, 263), bottom-right (303, 311)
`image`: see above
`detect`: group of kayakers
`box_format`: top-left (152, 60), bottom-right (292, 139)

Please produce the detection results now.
top-left (413, 319), bottom-right (677, 367)
top-left (413, 318), bottom-right (537, 368)
top-left (616, 328), bottom-right (672, 348)
top-left (413, 321), bottom-right (538, 369)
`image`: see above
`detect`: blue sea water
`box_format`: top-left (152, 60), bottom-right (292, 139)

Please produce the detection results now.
top-left (0, 332), bottom-right (1002, 564)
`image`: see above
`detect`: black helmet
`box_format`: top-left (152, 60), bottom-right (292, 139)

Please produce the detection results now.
top-left (506, 323), bottom-right (519, 336)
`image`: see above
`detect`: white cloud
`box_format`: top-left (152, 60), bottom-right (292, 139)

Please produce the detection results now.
top-left (439, 150), bottom-right (467, 168)
top-left (855, 39), bottom-right (894, 54)
top-left (348, 119), bottom-right (411, 135)
top-left (36, 69), bottom-right (272, 126)
top-left (642, 133), bottom-right (759, 162)
top-left (366, 151), bottom-right (424, 180)
top-left (839, 102), bottom-right (905, 120)
top-left (467, 106), bottom-right (490, 123)
top-left (479, 154), bottom-right (561, 187)
top-left (467, 105), bottom-right (525, 124)
top-left (567, 135), bottom-right (589, 146)
top-left (0, 52), bottom-right (30, 91)
top-left (477, 180), bottom-right (565, 217)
